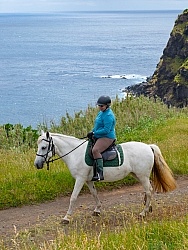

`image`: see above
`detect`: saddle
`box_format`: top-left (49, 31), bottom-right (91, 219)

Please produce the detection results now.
top-left (85, 139), bottom-right (124, 167)
top-left (89, 140), bottom-right (117, 161)
top-left (85, 140), bottom-right (124, 167)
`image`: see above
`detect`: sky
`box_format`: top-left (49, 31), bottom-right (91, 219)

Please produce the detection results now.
top-left (0, 0), bottom-right (187, 13)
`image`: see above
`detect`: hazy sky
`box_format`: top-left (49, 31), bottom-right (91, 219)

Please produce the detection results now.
top-left (0, 0), bottom-right (187, 13)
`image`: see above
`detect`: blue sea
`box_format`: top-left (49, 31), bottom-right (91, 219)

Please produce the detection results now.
top-left (0, 10), bottom-right (180, 128)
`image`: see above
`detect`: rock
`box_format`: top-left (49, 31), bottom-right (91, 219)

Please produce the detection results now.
top-left (126, 9), bottom-right (188, 107)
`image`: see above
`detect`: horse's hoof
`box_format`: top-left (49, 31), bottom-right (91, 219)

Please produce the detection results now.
top-left (149, 205), bottom-right (152, 213)
top-left (61, 219), bottom-right (70, 225)
top-left (92, 211), bottom-right (100, 216)
top-left (139, 212), bottom-right (146, 218)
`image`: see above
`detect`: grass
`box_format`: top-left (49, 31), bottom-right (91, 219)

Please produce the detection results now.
top-left (1, 208), bottom-right (188, 249)
top-left (0, 96), bottom-right (187, 209)
top-left (0, 95), bottom-right (187, 249)
top-left (0, 149), bottom-right (75, 209)
top-left (145, 117), bottom-right (188, 175)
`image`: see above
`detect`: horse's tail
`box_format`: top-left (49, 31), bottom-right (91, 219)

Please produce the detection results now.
top-left (150, 144), bottom-right (177, 193)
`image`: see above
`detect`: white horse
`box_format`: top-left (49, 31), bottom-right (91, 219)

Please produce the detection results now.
top-left (34, 131), bottom-right (177, 224)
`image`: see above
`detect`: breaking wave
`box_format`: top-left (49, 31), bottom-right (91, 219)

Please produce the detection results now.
top-left (101, 74), bottom-right (147, 81)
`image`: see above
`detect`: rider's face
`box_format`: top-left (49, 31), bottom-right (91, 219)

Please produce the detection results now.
top-left (98, 104), bottom-right (107, 111)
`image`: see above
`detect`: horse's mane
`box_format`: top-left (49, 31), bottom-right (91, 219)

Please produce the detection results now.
top-left (37, 132), bottom-right (83, 144)
top-left (50, 133), bottom-right (79, 139)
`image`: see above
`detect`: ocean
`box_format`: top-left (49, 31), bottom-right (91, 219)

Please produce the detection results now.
top-left (0, 10), bottom-right (180, 128)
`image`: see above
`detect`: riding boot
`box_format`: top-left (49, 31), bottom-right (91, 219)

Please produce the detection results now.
top-left (96, 158), bottom-right (104, 181)
top-left (91, 160), bottom-right (99, 181)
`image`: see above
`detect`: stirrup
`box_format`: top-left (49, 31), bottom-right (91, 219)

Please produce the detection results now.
top-left (91, 173), bottom-right (104, 181)
top-left (98, 175), bottom-right (104, 181)
top-left (98, 174), bottom-right (104, 181)
top-left (98, 170), bottom-right (104, 181)
top-left (91, 173), bottom-right (100, 181)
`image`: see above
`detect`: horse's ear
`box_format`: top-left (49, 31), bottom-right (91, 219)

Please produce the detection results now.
top-left (40, 130), bottom-right (45, 136)
top-left (46, 131), bottom-right (50, 139)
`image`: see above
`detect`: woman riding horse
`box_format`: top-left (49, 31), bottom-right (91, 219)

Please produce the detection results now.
top-left (87, 95), bottom-right (116, 181)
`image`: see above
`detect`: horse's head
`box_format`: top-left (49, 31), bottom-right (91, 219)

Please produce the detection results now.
top-left (34, 131), bottom-right (55, 169)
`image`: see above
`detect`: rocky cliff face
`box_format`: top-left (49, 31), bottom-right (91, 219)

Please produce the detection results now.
top-left (127, 9), bottom-right (188, 107)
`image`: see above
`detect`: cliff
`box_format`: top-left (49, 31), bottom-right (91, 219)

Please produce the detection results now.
top-left (126, 9), bottom-right (188, 107)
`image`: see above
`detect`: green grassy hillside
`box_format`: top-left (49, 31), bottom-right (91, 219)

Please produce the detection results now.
top-left (0, 96), bottom-right (187, 209)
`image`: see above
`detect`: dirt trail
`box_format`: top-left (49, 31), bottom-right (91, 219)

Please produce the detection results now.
top-left (0, 177), bottom-right (188, 236)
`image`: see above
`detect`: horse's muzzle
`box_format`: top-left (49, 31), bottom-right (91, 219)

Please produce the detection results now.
top-left (34, 160), bottom-right (44, 169)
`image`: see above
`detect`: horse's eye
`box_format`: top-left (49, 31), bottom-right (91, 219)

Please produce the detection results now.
top-left (42, 146), bottom-right (47, 150)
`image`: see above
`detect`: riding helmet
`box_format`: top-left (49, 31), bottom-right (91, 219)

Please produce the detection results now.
top-left (97, 95), bottom-right (111, 106)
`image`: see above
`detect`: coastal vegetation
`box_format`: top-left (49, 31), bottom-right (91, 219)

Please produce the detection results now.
top-left (0, 96), bottom-right (187, 249)
top-left (0, 96), bottom-right (187, 209)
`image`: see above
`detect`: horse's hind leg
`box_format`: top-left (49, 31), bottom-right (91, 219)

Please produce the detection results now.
top-left (138, 176), bottom-right (153, 217)
top-left (86, 181), bottom-right (102, 216)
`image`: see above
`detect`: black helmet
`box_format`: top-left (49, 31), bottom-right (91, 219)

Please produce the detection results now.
top-left (97, 95), bottom-right (111, 106)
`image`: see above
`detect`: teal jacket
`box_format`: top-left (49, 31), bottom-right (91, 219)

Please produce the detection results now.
top-left (92, 108), bottom-right (116, 139)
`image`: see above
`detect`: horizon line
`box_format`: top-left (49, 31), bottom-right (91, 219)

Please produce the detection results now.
top-left (0, 9), bottom-right (183, 14)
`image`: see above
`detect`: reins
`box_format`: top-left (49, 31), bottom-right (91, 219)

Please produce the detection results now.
top-left (48, 138), bottom-right (88, 164)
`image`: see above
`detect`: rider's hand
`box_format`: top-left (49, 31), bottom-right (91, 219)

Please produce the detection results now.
top-left (87, 131), bottom-right (94, 139)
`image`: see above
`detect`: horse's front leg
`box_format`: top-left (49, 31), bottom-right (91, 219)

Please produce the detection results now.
top-left (86, 181), bottom-right (102, 216)
top-left (62, 178), bottom-right (85, 224)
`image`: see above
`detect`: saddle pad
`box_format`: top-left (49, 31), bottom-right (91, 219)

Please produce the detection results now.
top-left (85, 141), bottom-right (124, 167)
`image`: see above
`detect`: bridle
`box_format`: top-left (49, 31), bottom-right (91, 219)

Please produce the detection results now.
top-left (36, 137), bottom-right (55, 170)
top-left (36, 136), bottom-right (88, 170)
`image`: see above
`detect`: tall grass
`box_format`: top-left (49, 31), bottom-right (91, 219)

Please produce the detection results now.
top-left (1, 213), bottom-right (188, 249)
top-left (46, 96), bottom-right (185, 141)
top-left (0, 149), bottom-right (75, 209)
top-left (144, 117), bottom-right (188, 174)
top-left (0, 124), bottom-right (38, 150)
top-left (0, 96), bottom-right (187, 209)
top-left (0, 96), bottom-right (187, 147)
